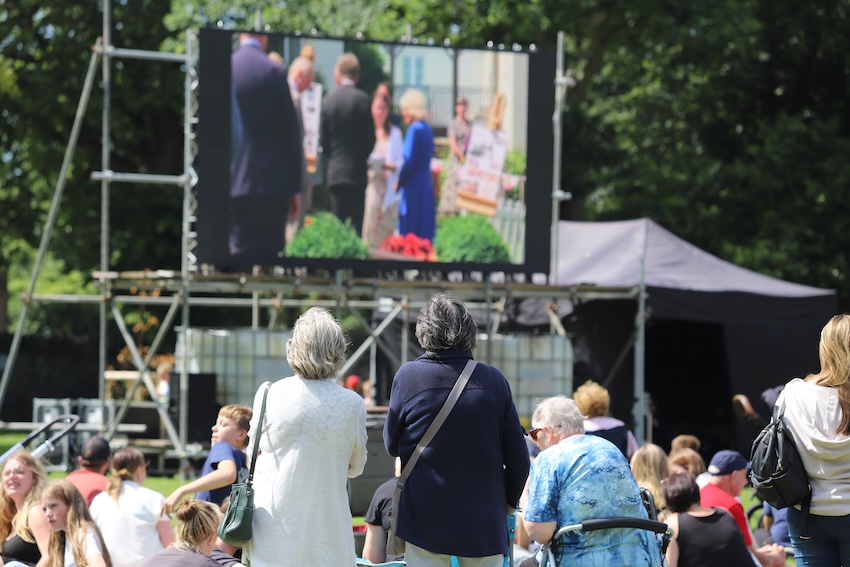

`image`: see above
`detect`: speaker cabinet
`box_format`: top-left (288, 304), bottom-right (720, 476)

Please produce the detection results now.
top-left (168, 373), bottom-right (220, 444)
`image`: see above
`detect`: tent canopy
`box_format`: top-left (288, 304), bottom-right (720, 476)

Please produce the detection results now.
top-left (518, 218), bottom-right (838, 454)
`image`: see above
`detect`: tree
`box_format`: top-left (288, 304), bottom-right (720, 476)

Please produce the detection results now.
top-left (1, 1), bottom-right (185, 335)
top-left (6, 0), bottom-right (850, 341)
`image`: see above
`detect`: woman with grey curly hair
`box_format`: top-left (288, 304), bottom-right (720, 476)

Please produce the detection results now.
top-left (384, 293), bottom-right (529, 566)
top-left (244, 307), bottom-right (367, 567)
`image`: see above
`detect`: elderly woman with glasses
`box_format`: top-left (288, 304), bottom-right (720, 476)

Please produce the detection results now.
top-left (384, 292), bottom-right (529, 567)
top-left (90, 447), bottom-right (174, 567)
top-left (523, 396), bottom-right (661, 567)
top-left (244, 307), bottom-right (368, 567)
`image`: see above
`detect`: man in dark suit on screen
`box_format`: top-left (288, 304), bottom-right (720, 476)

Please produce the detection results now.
top-left (320, 53), bottom-right (375, 236)
top-left (229, 33), bottom-right (302, 267)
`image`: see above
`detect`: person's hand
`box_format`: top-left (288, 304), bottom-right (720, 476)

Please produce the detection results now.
top-left (161, 488), bottom-right (185, 518)
top-left (756, 543), bottom-right (787, 567)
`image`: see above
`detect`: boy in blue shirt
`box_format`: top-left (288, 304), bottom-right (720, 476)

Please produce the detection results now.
top-left (163, 404), bottom-right (252, 514)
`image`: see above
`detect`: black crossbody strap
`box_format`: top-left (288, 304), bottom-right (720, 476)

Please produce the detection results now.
top-left (247, 381), bottom-right (271, 484)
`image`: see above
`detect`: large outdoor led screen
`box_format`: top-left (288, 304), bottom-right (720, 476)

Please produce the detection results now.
top-left (197, 28), bottom-right (554, 273)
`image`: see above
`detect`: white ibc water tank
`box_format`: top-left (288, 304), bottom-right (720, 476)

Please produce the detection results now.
top-left (176, 328), bottom-right (293, 406)
top-left (473, 333), bottom-right (574, 422)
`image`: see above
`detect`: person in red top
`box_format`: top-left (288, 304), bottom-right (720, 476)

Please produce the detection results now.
top-left (699, 450), bottom-right (785, 567)
top-left (66, 435), bottom-right (111, 506)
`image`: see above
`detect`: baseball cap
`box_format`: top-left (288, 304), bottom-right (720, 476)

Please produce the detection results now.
top-left (708, 449), bottom-right (750, 475)
top-left (80, 435), bottom-right (111, 465)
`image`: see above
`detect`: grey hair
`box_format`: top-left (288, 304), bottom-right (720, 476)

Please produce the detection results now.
top-left (532, 396), bottom-right (585, 437)
top-left (286, 307), bottom-right (348, 379)
top-left (415, 293), bottom-right (478, 354)
top-left (288, 56), bottom-right (314, 80)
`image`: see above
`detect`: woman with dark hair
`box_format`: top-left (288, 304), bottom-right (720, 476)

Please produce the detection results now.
top-left (662, 472), bottom-right (753, 567)
top-left (780, 313), bottom-right (850, 564)
top-left (245, 307), bottom-right (367, 567)
top-left (362, 90), bottom-right (404, 249)
top-left (90, 448), bottom-right (174, 567)
top-left (383, 292), bottom-right (529, 566)
top-left (41, 480), bottom-right (111, 567)
top-left (140, 500), bottom-right (221, 567)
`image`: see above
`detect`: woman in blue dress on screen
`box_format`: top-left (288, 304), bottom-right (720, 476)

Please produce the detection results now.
top-left (396, 88), bottom-right (436, 242)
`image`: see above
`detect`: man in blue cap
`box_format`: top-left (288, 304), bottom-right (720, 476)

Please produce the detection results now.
top-left (700, 449), bottom-right (786, 567)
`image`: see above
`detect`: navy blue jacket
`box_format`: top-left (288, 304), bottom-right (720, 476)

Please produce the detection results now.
top-left (384, 351), bottom-right (530, 557)
top-left (230, 42), bottom-right (302, 199)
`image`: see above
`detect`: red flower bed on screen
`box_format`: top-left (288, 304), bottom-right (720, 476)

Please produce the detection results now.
top-left (381, 233), bottom-right (437, 262)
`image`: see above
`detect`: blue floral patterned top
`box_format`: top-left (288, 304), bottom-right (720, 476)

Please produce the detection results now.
top-left (524, 433), bottom-right (662, 566)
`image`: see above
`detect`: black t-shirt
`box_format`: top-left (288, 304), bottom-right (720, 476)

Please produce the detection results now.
top-left (1, 533), bottom-right (40, 567)
top-left (365, 477), bottom-right (403, 562)
top-left (677, 510), bottom-right (754, 567)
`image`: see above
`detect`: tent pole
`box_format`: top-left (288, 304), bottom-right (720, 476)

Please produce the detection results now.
top-left (549, 31), bottom-right (566, 289)
top-left (633, 243), bottom-right (648, 443)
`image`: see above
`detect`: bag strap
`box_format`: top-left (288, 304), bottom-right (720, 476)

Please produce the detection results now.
top-left (247, 381), bottom-right (271, 484)
top-left (775, 394), bottom-right (812, 540)
top-left (398, 359), bottom-right (477, 486)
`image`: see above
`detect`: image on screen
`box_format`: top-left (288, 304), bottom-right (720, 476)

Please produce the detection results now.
top-left (196, 29), bottom-right (554, 273)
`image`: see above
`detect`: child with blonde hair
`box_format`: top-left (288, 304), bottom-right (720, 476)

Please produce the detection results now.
top-left (163, 404), bottom-right (253, 513)
top-left (41, 479), bottom-right (111, 567)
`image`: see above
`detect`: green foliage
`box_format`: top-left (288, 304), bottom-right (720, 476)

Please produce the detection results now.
top-left (345, 42), bottom-right (389, 97)
top-left (286, 213), bottom-right (370, 260)
top-left (434, 214), bottom-right (510, 264)
top-left (503, 151), bottom-right (526, 176)
top-left (8, 247), bottom-right (99, 337)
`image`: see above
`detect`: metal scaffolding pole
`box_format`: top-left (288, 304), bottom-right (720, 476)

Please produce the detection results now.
top-left (179, 29), bottom-right (199, 454)
top-left (632, 224), bottom-right (649, 444)
top-left (0, 39), bottom-right (103, 410)
top-left (98, 0), bottom-right (112, 431)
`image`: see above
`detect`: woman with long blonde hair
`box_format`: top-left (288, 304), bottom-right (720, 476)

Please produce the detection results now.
top-left (629, 443), bottom-right (669, 516)
top-left (0, 450), bottom-right (50, 567)
top-left (89, 448), bottom-right (173, 567)
top-left (41, 480), bottom-right (111, 567)
top-left (780, 314), bottom-right (850, 564)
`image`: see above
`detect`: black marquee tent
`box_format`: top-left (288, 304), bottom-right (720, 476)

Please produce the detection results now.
top-left (513, 218), bottom-right (838, 455)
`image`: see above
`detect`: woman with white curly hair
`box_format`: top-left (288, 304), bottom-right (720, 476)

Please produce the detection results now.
top-left (244, 307), bottom-right (368, 567)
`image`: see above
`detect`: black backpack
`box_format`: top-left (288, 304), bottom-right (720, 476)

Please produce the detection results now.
top-left (749, 401), bottom-right (811, 538)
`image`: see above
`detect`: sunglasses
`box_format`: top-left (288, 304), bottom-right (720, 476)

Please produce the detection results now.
top-left (527, 428), bottom-right (542, 442)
